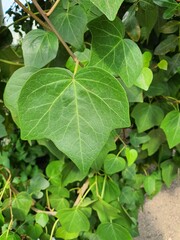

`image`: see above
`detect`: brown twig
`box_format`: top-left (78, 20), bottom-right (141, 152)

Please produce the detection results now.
top-left (32, 0), bottom-right (83, 67)
top-left (46, 0), bottom-right (61, 16)
top-left (14, 0), bottom-right (50, 30)
top-left (31, 206), bottom-right (57, 216)
top-left (73, 179), bottom-right (89, 206)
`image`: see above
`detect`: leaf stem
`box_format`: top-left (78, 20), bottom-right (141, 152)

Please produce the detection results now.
top-left (100, 175), bottom-right (107, 199)
top-left (14, 0), bottom-right (50, 30)
top-left (32, 0), bottom-right (83, 67)
top-left (46, 0), bottom-right (61, 16)
top-left (73, 179), bottom-right (89, 206)
top-left (50, 219), bottom-right (59, 240)
top-left (0, 58), bottom-right (24, 66)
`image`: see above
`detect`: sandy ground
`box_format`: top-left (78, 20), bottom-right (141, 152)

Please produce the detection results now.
top-left (135, 178), bottom-right (180, 240)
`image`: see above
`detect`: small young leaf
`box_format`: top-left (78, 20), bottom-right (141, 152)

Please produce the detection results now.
top-left (161, 160), bottom-right (177, 187)
top-left (134, 67), bottom-right (153, 91)
top-left (144, 175), bottom-right (156, 195)
top-left (57, 208), bottom-right (90, 233)
top-left (97, 222), bottom-right (132, 240)
top-left (161, 110), bottom-right (180, 148)
top-left (131, 103), bottom-right (164, 133)
top-left (158, 59), bottom-right (168, 70)
top-left (90, 0), bottom-right (123, 21)
top-left (104, 154), bottom-right (126, 175)
top-left (35, 213), bottom-right (49, 228)
top-left (125, 148), bottom-right (138, 166)
top-left (55, 227), bottom-right (79, 239)
top-left (22, 29), bottom-right (58, 68)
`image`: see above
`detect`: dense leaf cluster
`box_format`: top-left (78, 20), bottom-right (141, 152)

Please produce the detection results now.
top-left (0, 0), bottom-right (180, 239)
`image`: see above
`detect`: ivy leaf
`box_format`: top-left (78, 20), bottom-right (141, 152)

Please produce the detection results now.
top-left (134, 67), bottom-right (153, 91)
top-left (142, 129), bottom-right (165, 156)
top-left (18, 67), bottom-right (130, 173)
top-left (3, 66), bottom-right (38, 126)
top-left (104, 154), bottom-right (126, 175)
top-left (92, 200), bottom-right (120, 222)
top-left (154, 35), bottom-right (178, 55)
top-left (57, 208), bottom-right (90, 233)
top-left (97, 222), bottom-right (132, 240)
top-left (131, 103), bottom-right (164, 133)
top-left (161, 160), bottom-right (177, 187)
top-left (125, 148), bottom-right (138, 166)
top-left (158, 59), bottom-right (168, 70)
top-left (88, 16), bottom-right (143, 87)
top-left (143, 175), bottom-right (156, 195)
top-left (35, 213), bottom-right (49, 228)
top-left (160, 20), bottom-right (179, 34)
top-left (22, 29), bottom-right (58, 68)
top-left (160, 110), bottom-right (180, 148)
top-left (12, 192), bottom-right (32, 221)
top-left (90, 0), bottom-right (123, 21)
top-left (55, 227), bottom-right (79, 239)
top-left (50, 5), bottom-right (87, 49)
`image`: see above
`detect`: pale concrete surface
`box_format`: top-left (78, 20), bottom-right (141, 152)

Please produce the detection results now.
top-left (135, 179), bottom-right (180, 240)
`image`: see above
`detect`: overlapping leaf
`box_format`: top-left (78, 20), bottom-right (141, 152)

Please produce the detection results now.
top-left (50, 5), bottom-right (87, 49)
top-left (161, 110), bottom-right (180, 148)
top-left (90, 0), bottom-right (123, 21)
top-left (88, 16), bottom-right (143, 87)
top-left (18, 67), bottom-right (130, 173)
top-left (97, 222), bottom-right (132, 240)
top-left (3, 66), bottom-right (38, 125)
top-left (22, 29), bottom-right (58, 68)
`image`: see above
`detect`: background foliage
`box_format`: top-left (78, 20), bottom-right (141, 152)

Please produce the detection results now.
top-left (0, 0), bottom-right (180, 239)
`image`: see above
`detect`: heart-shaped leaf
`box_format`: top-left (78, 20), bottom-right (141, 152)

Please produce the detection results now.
top-left (50, 5), bottom-right (87, 49)
top-left (57, 208), bottom-right (90, 233)
top-left (131, 103), bottom-right (164, 133)
top-left (125, 148), bottom-right (138, 166)
top-left (90, 0), bottom-right (123, 21)
top-left (104, 154), bottom-right (126, 174)
top-left (18, 67), bottom-right (130, 173)
top-left (22, 29), bottom-right (58, 68)
top-left (97, 222), bottom-right (132, 240)
top-left (3, 66), bottom-right (38, 126)
top-left (161, 110), bottom-right (180, 148)
top-left (88, 16), bottom-right (143, 87)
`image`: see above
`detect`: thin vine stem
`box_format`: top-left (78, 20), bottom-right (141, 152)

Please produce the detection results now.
top-left (32, 0), bottom-right (83, 67)
top-left (50, 219), bottom-right (59, 240)
top-left (14, 0), bottom-right (50, 30)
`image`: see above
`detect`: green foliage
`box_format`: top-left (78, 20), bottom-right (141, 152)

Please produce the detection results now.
top-left (0, 0), bottom-right (180, 239)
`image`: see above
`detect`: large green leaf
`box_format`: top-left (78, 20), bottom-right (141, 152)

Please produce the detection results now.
top-left (131, 103), bottom-right (164, 133)
top-left (3, 66), bottom-right (38, 125)
top-left (22, 29), bottom-right (58, 68)
top-left (50, 5), bottom-right (87, 49)
top-left (18, 67), bottom-right (130, 173)
top-left (160, 110), bottom-right (180, 148)
top-left (88, 16), bottom-right (143, 87)
top-left (90, 0), bottom-right (123, 21)
top-left (97, 222), bottom-right (132, 240)
top-left (57, 208), bottom-right (90, 233)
